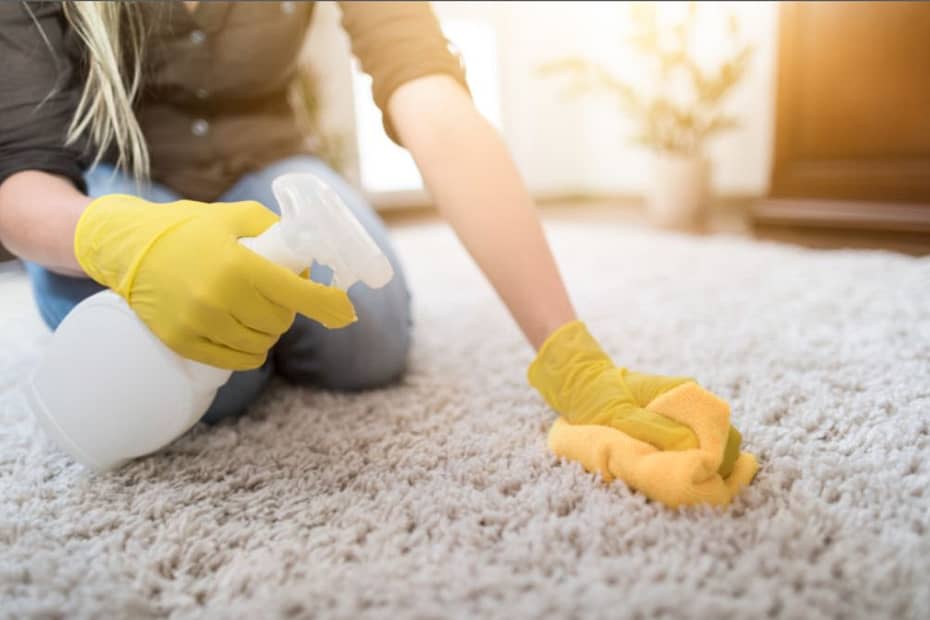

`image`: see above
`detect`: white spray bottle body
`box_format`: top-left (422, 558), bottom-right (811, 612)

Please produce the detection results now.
top-left (25, 173), bottom-right (393, 472)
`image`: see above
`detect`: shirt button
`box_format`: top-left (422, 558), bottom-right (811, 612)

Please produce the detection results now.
top-left (191, 119), bottom-right (210, 137)
top-left (190, 29), bottom-right (206, 45)
top-left (195, 88), bottom-right (209, 100)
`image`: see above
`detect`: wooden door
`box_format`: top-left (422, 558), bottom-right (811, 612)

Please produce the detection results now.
top-left (752, 2), bottom-right (930, 253)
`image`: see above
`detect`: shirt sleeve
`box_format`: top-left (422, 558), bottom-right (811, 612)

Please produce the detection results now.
top-left (338, 1), bottom-right (470, 145)
top-left (0, 2), bottom-right (89, 192)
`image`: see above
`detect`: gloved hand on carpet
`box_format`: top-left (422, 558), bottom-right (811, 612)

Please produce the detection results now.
top-left (528, 320), bottom-right (758, 508)
top-left (75, 194), bottom-right (357, 370)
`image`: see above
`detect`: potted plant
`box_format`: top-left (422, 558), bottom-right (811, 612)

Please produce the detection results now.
top-left (539, 2), bottom-right (753, 231)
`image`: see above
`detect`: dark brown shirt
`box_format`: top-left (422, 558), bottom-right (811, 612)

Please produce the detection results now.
top-left (0, 1), bottom-right (468, 201)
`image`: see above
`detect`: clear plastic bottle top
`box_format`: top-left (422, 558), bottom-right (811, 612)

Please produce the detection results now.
top-left (269, 173), bottom-right (395, 290)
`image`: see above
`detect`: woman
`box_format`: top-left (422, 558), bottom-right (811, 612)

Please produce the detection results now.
top-left (0, 2), bottom-right (741, 487)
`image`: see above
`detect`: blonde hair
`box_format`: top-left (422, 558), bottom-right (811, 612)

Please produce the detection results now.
top-left (62, 2), bottom-right (149, 180)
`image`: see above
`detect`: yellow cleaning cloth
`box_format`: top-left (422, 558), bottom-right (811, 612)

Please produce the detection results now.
top-left (548, 381), bottom-right (758, 508)
top-left (529, 321), bottom-right (757, 508)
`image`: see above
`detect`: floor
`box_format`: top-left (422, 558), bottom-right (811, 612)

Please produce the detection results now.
top-left (0, 260), bottom-right (42, 329)
top-left (2, 208), bottom-right (928, 619)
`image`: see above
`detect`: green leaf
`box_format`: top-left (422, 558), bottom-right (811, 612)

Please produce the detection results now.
top-left (629, 131), bottom-right (658, 149)
top-left (630, 2), bottom-right (657, 30)
top-left (626, 31), bottom-right (660, 54)
top-left (536, 57), bottom-right (597, 77)
top-left (700, 115), bottom-right (740, 138)
top-left (687, 1), bottom-right (698, 24)
top-left (727, 12), bottom-right (740, 37)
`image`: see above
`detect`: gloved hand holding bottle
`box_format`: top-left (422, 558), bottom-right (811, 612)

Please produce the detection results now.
top-left (74, 194), bottom-right (357, 370)
top-left (528, 320), bottom-right (742, 477)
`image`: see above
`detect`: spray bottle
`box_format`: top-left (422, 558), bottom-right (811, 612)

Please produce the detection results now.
top-left (24, 173), bottom-right (394, 472)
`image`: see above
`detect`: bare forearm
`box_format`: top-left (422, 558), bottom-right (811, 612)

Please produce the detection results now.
top-left (389, 76), bottom-right (575, 349)
top-left (0, 170), bottom-right (89, 276)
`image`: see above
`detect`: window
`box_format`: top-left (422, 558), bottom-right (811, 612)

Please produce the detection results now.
top-left (352, 19), bottom-right (503, 199)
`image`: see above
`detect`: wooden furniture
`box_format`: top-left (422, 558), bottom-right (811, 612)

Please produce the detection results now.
top-left (752, 2), bottom-right (930, 254)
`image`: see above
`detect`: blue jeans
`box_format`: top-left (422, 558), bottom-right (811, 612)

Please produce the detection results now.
top-left (25, 156), bottom-right (412, 423)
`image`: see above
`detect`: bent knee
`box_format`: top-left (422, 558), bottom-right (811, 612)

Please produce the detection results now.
top-left (201, 363), bottom-right (274, 424)
top-left (276, 312), bottom-right (411, 391)
top-left (319, 336), bottom-right (410, 391)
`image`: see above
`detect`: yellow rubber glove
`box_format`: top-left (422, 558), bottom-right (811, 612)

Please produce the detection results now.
top-left (74, 194), bottom-right (357, 370)
top-left (546, 385), bottom-right (758, 508)
top-left (528, 321), bottom-right (747, 484)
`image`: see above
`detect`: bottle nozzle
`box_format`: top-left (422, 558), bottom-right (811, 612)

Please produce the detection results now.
top-left (270, 173), bottom-right (394, 291)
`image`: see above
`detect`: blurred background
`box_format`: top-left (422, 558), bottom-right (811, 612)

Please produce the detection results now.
top-left (0, 0), bottom-right (927, 269)
top-left (303, 0), bottom-right (930, 254)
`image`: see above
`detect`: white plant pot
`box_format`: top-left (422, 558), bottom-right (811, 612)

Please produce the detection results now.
top-left (646, 151), bottom-right (711, 231)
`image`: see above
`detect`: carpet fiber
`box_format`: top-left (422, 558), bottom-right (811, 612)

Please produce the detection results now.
top-left (1, 222), bottom-right (928, 619)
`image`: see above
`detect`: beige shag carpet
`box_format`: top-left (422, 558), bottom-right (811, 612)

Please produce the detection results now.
top-left (1, 221), bottom-right (928, 619)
